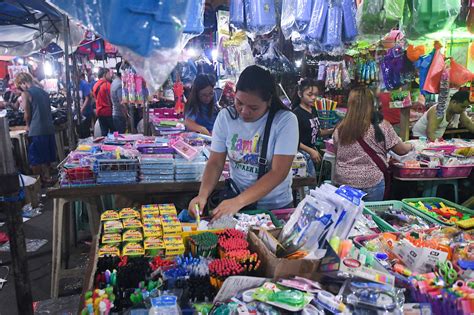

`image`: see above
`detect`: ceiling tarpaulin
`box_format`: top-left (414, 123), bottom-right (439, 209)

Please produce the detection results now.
top-left (0, 0), bottom-right (83, 56)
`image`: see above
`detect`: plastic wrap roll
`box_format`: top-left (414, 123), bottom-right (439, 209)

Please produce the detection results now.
top-left (295, 0), bottom-right (313, 31)
top-left (324, 0), bottom-right (343, 49)
top-left (245, 0), bottom-right (277, 36)
top-left (307, 0), bottom-right (329, 41)
top-left (230, 0), bottom-right (246, 29)
top-left (341, 0), bottom-right (358, 42)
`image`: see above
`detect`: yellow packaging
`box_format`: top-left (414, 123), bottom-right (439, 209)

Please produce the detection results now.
top-left (122, 242), bottom-right (145, 256)
top-left (103, 220), bottom-right (123, 233)
top-left (162, 224), bottom-right (182, 235)
top-left (159, 204), bottom-right (177, 215)
top-left (143, 223), bottom-right (163, 238)
top-left (164, 235), bottom-right (185, 256)
top-left (101, 210), bottom-right (120, 221)
top-left (122, 229), bottom-right (143, 242)
top-left (141, 204), bottom-right (160, 216)
top-left (122, 218), bottom-right (143, 229)
top-left (142, 213), bottom-right (161, 223)
top-left (119, 208), bottom-right (141, 219)
top-left (101, 233), bottom-right (122, 244)
top-left (99, 244), bottom-right (120, 257)
top-left (144, 237), bottom-right (165, 256)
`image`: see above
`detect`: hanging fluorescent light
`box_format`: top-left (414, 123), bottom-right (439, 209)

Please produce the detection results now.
top-left (211, 49), bottom-right (219, 61)
top-left (295, 59), bottom-right (303, 68)
top-left (16, 58), bottom-right (24, 65)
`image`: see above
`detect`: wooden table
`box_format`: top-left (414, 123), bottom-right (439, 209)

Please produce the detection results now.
top-left (46, 177), bottom-right (316, 298)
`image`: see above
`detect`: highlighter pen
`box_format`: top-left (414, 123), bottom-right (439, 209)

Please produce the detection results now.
top-left (195, 204), bottom-right (200, 226)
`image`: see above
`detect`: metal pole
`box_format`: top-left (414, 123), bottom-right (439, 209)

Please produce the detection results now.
top-left (0, 117), bottom-right (33, 315)
top-left (63, 15), bottom-right (75, 149)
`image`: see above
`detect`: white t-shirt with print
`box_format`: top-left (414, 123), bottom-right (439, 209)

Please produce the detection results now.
top-left (211, 108), bottom-right (299, 209)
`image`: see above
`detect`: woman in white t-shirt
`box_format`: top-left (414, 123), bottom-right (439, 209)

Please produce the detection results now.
top-left (188, 65), bottom-right (299, 220)
top-left (412, 90), bottom-right (474, 141)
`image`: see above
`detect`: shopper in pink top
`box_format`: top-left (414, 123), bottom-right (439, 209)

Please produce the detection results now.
top-left (332, 87), bottom-right (413, 201)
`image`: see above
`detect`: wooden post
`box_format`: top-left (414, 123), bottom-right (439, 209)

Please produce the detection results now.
top-left (0, 117), bottom-right (33, 315)
top-left (63, 15), bottom-right (76, 149)
top-left (399, 107), bottom-right (411, 141)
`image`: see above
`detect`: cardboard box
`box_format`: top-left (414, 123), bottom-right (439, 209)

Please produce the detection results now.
top-left (248, 229), bottom-right (321, 281)
top-left (318, 244), bottom-right (395, 287)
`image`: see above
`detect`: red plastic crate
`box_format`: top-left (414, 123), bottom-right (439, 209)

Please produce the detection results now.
top-left (439, 165), bottom-right (473, 178)
top-left (393, 165), bottom-right (439, 178)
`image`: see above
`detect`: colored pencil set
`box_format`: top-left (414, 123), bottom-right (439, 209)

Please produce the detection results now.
top-left (315, 97), bottom-right (338, 111)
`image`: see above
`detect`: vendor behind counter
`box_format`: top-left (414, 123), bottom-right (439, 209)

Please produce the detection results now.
top-left (412, 90), bottom-right (474, 141)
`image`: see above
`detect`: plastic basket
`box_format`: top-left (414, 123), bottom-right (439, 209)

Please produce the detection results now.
top-left (393, 165), bottom-right (439, 178)
top-left (324, 140), bottom-right (335, 153)
top-left (362, 208), bottom-right (397, 232)
top-left (365, 200), bottom-right (441, 231)
top-left (402, 197), bottom-right (474, 226)
top-left (317, 110), bottom-right (339, 129)
top-left (439, 165), bottom-right (473, 178)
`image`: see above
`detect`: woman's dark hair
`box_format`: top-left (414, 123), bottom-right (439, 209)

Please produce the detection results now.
top-left (185, 73), bottom-right (216, 118)
top-left (291, 78), bottom-right (324, 109)
top-left (229, 65), bottom-right (289, 119)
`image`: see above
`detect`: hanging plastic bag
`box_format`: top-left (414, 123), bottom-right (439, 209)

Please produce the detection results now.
top-left (380, 46), bottom-right (406, 90)
top-left (404, 0), bottom-right (460, 38)
top-left (183, 0), bottom-right (205, 35)
top-left (323, 0), bottom-right (343, 50)
top-left (255, 41), bottom-right (296, 76)
top-left (358, 0), bottom-right (405, 35)
top-left (415, 50), bottom-right (435, 95)
top-left (468, 0), bottom-right (474, 33)
top-left (245, 0), bottom-right (277, 38)
top-left (307, 0), bottom-right (329, 41)
top-left (449, 59), bottom-right (474, 87)
top-left (281, 0), bottom-right (296, 40)
top-left (295, 0), bottom-right (313, 32)
top-left (423, 48), bottom-right (445, 94)
top-left (407, 44), bottom-right (426, 62)
top-left (341, 0), bottom-right (358, 42)
top-left (230, 0), bottom-right (246, 30)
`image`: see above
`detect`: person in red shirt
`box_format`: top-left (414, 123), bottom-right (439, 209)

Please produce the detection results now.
top-left (93, 68), bottom-right (114, 136)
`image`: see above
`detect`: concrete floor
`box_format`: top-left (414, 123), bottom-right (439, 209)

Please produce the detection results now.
top-left (0, 195), bottom-right (90, 314)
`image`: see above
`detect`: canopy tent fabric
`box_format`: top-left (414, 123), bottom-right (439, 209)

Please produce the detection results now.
top-left (0, 0), bottom-right (82, 56)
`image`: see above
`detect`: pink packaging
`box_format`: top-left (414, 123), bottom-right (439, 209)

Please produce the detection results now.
top-left (171, 139), bottom-right (199, 160)
top-left (439, 165), bottom-right (473, 178)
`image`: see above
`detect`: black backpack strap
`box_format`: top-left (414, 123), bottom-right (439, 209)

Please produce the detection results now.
top-left (257, 109), bottom-right (277, 179)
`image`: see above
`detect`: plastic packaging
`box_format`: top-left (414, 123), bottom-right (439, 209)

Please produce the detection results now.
top-left (307, 0), bottom-right (329, 41)
top-left (281, 0), bottom-right (296, 40)
top-left (341, 0), bottom-right (358, 42)
top-left (295, 0), bottom-right (313, 32)
top-left (323, 0), bottom-right (343, 50)
top-left (423, 48), bottom-right (445, 94)
top-left (149, 295), bottom-right (180, 315)
top-left (230, 0), bottom-right (246, 30)
top-left (449, 59), bottom-right (474, 87)
top-left (404, 0), bottom-right (461, 38)
top-left (244, 0), bottom-right (277, 38)
top-left (357, 0), bottom-right (404, 35)
top-left (49, 0), bottom-right (205, 91)
top-left (183, 0), bottom-right (205, 35)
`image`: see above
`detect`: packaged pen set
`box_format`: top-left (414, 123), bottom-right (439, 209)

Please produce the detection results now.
top-left (277, 183), bottom-right (366, 258)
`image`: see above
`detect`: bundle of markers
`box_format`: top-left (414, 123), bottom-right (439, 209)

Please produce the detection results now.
top-left (224, 250), bottom-right (261, 276)
top-left (189, 232), bottom-right (219, 258)
top-left (208, 258), bottom-right (245, 288)
top-left (218, 238), bottom-right (249, 257)
top-left (315, 97), bottom-right (338, 111)
top-left (217, 228), bottom-right (246, 241)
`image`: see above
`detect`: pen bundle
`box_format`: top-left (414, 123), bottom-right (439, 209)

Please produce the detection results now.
top-left (116, 257), bottom-right (151, 290)
top-left (95, 269), bottom-right (117, 290)
top-left (218, 238), bottom-right (249, 257)
top-left (314, 97), bottom-right (338, 111)
top-left (129, 280), bottom-right (162, 305)
top-left (188, 232), bottom-right (219, 258)
top-left (149, 256), bottom-right (175, 271)
top-left (208, 258), bottom-right (245, 289)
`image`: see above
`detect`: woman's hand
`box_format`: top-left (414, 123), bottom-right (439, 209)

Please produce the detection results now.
top-left (199, 126), bottom-right (211, 136)
top-left (309, 149), bottom-right (322, 163)
top-left (211, 198), bottom-right (243, 222)
top-left (188, 195), bottom-right (208, 218)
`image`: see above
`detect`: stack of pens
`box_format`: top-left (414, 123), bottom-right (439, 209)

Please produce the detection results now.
top-left (314, 96), bottom-right (338, 111)
top-left (208, 258), bottom-right (245, 289)
top-left (188, 232), bottom-right (219, 258)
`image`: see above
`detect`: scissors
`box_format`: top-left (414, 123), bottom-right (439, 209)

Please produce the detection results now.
top-left (436, 261), bottom-right (458, 286)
